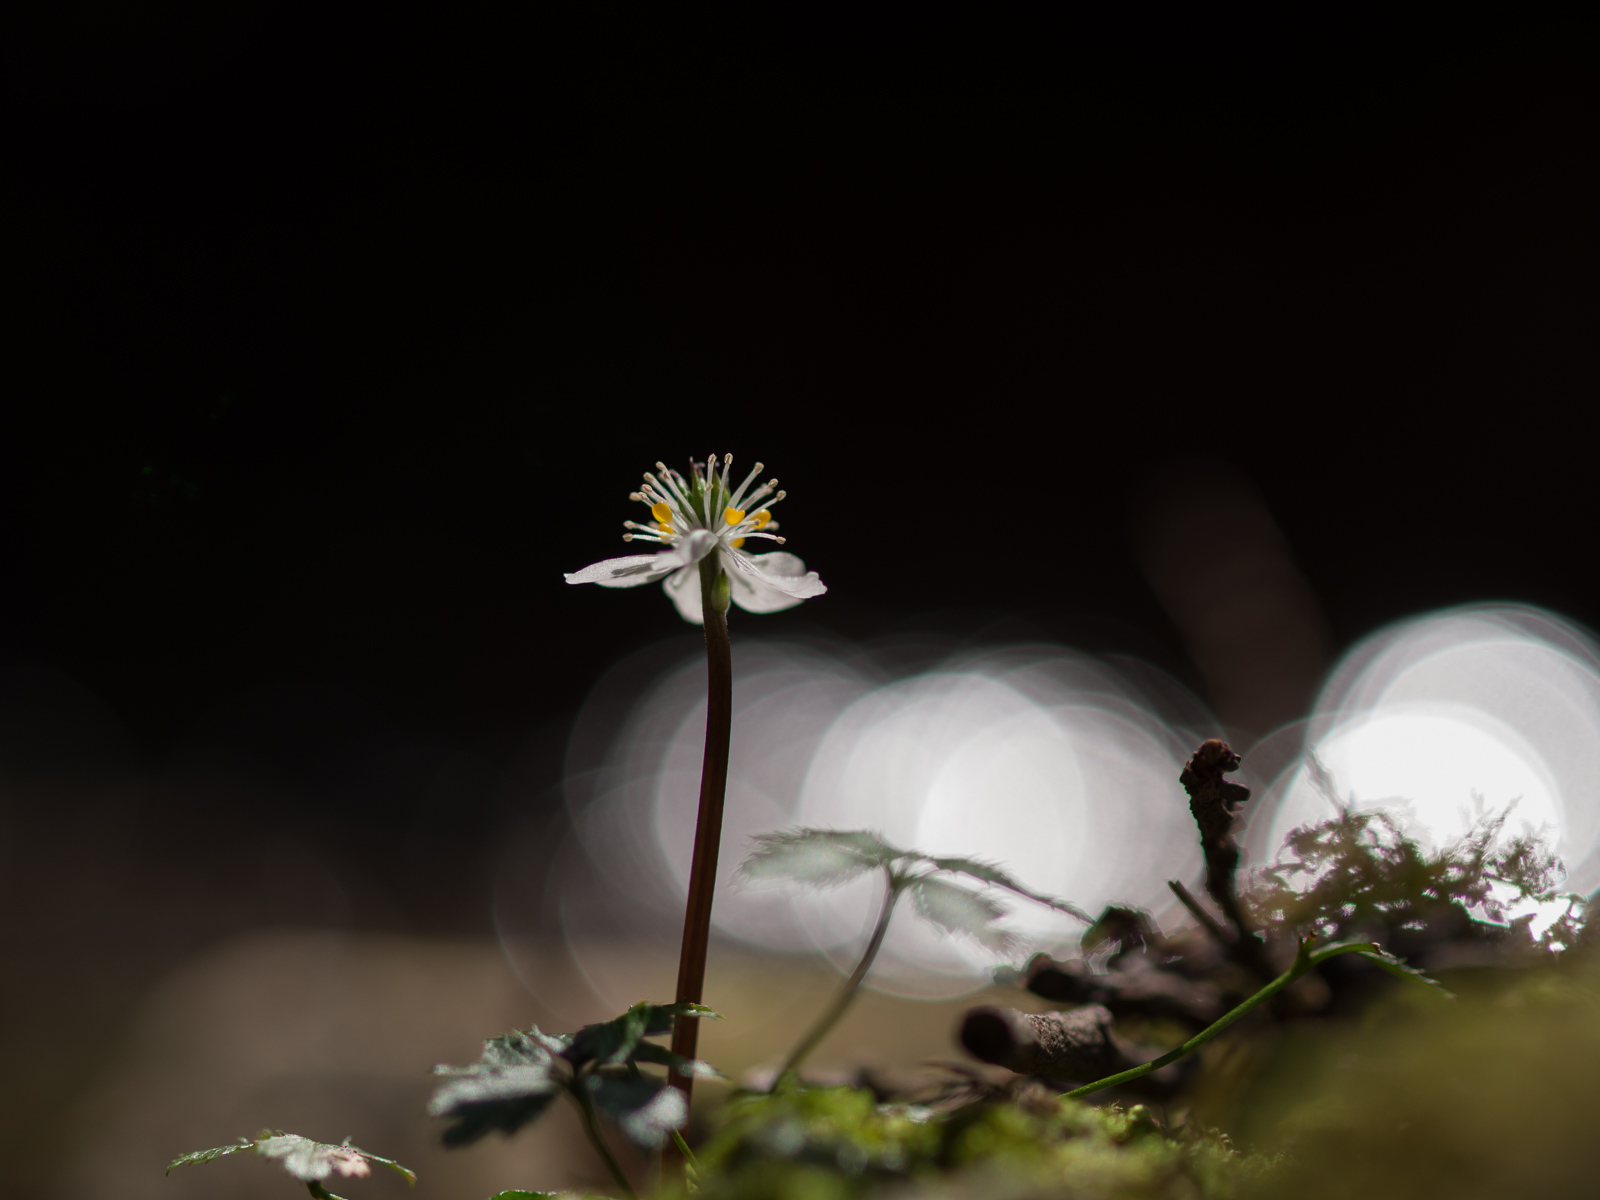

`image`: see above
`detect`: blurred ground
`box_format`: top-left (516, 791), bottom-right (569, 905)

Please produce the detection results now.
top-left (48, 930), bottom-right (1031, 1199)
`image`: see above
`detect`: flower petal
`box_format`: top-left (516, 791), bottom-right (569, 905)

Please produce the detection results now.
top-left (565, 530), bottom-right (718, 589)
top-left (725, 551), bottom-right (826, 613)
top-left (564, 554), bottom-right (678, 588)
top-left (663, 565), bottom-right (703, 623)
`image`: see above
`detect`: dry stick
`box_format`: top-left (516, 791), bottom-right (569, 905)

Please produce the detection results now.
top-left (1167, 878), bottom-right (1235, 948)
top-left (664, 555), bottom-right (734, 1165)
top-left (776, 865), bottom-right (901, 1081)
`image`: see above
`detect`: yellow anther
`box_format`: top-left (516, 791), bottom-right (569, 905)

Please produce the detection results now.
top-left (724, 506), bottom-right (746, 526)
top-left (651, 501), bottom-right (673, 524)
top-left (753, 509), bottom-right (772, 529)
top-left (654, 521), bottom-right (674, 535)
top-left (732, 538), bottom-right (746, 548)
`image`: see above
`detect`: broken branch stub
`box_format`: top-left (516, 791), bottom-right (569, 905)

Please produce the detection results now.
top-left (957, 1003), bottom-right (1179, 1096)
top-left (1179, 738), bottom-right (1272, 977)
top-left (1024, 953), bottom-right (1226, 1025)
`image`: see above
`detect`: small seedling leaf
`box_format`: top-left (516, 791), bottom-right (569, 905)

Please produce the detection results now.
top-left (169, 1133), bottom-right (415, 1187)
top-left (431, 1032), bottom-right (564, 1147)
top-left (586, 1075), bottom-right (688, 1148)
top-left (910, 876), bottom-right (1017, 951)
top-left (630, 1041), bottom-right (726, 1078)
top-left (928, 855), bottom-right (1092, 923)
top-left (257, 1135), bottom-right (374, 1183)
top-left (1355, 947), bottom-right (1458, 999)
top-left (564, 1001), bottom-right (721, 1068)
top-left (565, 1003), bottom-right (652, 1067)
top-left (166, 1139), bottom-right (253, 1173)
top-left (740, 828), bottom-right (901, 888)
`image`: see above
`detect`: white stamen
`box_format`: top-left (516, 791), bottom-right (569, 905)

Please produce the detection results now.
top-left (728, 462), bottom-right (763, 511)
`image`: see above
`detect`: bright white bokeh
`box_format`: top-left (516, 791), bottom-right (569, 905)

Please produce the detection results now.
top-left (546, 637), bottom-right (1213, 1005)
top-left (1247, 605), bottom-right (1600, 927)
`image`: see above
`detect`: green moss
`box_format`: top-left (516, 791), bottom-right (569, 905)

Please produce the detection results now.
top-left (678, 1084), bottom-right (1269, 1199)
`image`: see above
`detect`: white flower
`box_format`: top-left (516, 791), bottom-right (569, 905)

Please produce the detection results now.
top-left (564, 454), bottom-right (826, 623)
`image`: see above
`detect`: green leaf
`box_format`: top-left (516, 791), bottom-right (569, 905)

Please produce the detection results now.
top-left (630, 1041), bottom-right (726, 1079)
top-left (166, 1139), bottom-right (253, 1173)
top-left (167, 1134), bottom-right (414, 1186)
top-left (909, 876), bottom-right (1017, 951)
top-left (739, 828), bottom-right (901, 888)
top-left (564, 1001), bottom-right (720, 1068)
top-left (565, 1003), bottom-right (653, 1068)
top-left (257, 1134), bottom-right (406, 1184)
top-left (585, 1075), bottom-right (688, 1148)
top-left (1355, 947), bottom-right (1458, 999)
top-left (927, 855), bottom-right (1092, 923)
top-left (431, 1032), bottom-right (564, 1147)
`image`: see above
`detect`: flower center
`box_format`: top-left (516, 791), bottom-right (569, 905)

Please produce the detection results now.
top-left (619, 454), bottom-right (789, 549)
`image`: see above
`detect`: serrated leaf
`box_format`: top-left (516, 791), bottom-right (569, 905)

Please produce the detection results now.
top-left (910, 876), bottom-right (1016, 951)
top-left (354, 1147), bottom-right (418, 1186)
top-left (431, 1033), bottom-right (563, 1147)
top-left (927, 855), bottom-right (1092, 923)
top-left (565, 1001), bottom-right (723, 1068)
top-left (565, 1003), bottom-right (652, 1067)
top-left (586, 1075), bottom-right (687, 1148)
top-left (166, 1139), bottom-right (253, 1173)
top-left (1356, 948), bottom-right (1458, 999)
top-left (257, 1135), bottom-right (374, 1183)
top-left (631, 1041), bottom-right (726, 1078)
top-left (739, 828), bottom-right (901, 888)
top-left (168, 1134), bottom-right (415, 1186)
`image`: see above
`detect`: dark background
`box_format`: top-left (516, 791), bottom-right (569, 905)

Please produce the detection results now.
top-left (2, 0), bottom-right (1596, 956)
top-left (1, 6), bottom-right (1595, 1188)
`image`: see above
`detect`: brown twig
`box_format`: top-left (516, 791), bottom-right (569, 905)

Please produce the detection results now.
top-left (1167, 879), bottom-right (1234, 949)
top-left (1179, 739), bottom-right (1272, 978)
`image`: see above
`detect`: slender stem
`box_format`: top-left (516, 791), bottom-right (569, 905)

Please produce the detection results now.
top-left (306, 1184), bottom-right (348, 1200)
top-left (1064, 941), bottom-right (1382, 1099)
top-left (777, 866), bottom-right (902, 1081)
top-left (569, 1083), bottom-right (638, 1200)
top-left (668, 556), bottom-right (734, 1112)
top-left (670, 1129), bottom-right (700, 1172)
top-left (1167, 879), bottom-right (1234, 948)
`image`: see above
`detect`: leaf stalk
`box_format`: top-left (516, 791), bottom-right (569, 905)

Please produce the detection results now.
top-left (777, 865), bottom-right (903, 1081)
top-left (569, 1081), bottom-right (639, 1200)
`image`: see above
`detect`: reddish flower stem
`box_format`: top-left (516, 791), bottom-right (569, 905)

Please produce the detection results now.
top-left (665, 556), bottom-right (733, 1154)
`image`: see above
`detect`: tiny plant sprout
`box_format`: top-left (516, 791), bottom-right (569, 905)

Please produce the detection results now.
top-left (428, 1000), bottom-right (723, 1200)
top-left (737, 827), bottom-right (1093, 1080)
top-left (166, 1131), bottom-right (414, 1200)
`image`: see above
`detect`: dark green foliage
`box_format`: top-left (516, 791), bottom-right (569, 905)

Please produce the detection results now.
top-left (167, 1131), bottom-right (415, 1194)
top-left (429, 1001), bottom-right (722, 1151)
top-left (672, 1083), bottom-right (1268, 1199)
